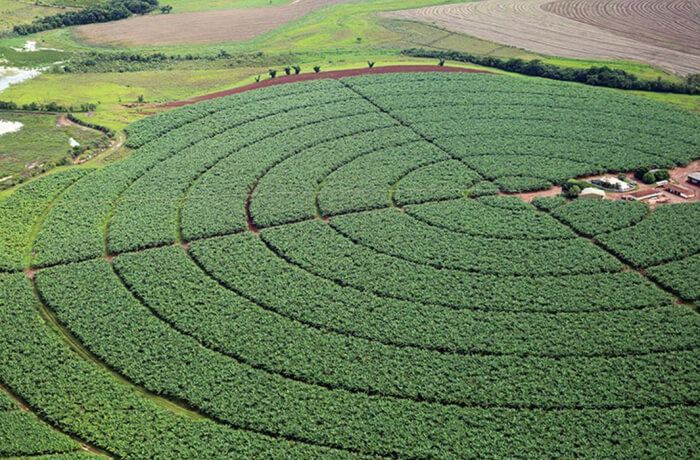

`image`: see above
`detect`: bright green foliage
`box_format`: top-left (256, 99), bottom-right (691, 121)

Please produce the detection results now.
top-left (0, 169), bottom-right (90, 271)
top-left (3, 72), bottom-right (700, 457)
top-left (467, 181), bottom-right (499, 197)
top-left (393, 159), bottom-right (480, 205)
top-left (552, 199), bottom-right (650, 236)
top-left (0, 273), bottom-right (362, 459)
top-left (647, 254), bottom-right (700, 302)
top-left (493, 175), bottom-right (553, 192)
top-left (598, 202), bottom-right (700, 267)
top-left (262, 219), bottom-right (668, 312)
top-left (328, 209), bottom-right (621, 275)
top-left (191, 232), bottom-right (700, 357)
top-left (532, 195), bottom-right (568, 211)
top-left (0, 411), bottom-right (79, 457)
top-left (252, 126), bottom-right (420, 227)
top-left (405, 197), bottom-right (573, 239)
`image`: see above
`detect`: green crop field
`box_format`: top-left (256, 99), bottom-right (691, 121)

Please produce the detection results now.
top-left (0, 71), bottom-right (699, 457)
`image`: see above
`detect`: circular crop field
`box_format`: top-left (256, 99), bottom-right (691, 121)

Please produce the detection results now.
top-left (1, 72), bottom-right (699, 458)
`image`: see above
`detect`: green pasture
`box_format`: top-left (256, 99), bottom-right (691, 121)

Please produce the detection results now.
top-left (0, 111), bottom-right (106, 177)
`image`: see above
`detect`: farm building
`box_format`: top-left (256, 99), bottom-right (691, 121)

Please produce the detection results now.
top-left (579, 187), bottom-right (606, 199)
top-left (666, 184), bottom-right (696, 199)
top-left (598, 176), bottom-right (632, 191)
top-left (688, 172), bottom-right (700, 186)
top-left (624, 190), bottom-right (662, 202)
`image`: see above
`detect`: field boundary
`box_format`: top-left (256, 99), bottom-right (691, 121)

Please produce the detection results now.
top-left (152, 65), bottom-right (493, 108)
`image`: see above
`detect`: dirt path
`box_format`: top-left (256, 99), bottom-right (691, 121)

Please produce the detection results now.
top-left (75, 0), bottom-right (358, 46)
top-left (152, 65), bottom-right (493, 109)
top-left (382, 0), bottom-right (700, 75)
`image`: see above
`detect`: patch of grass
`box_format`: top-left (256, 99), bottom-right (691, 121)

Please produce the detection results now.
top-left (0, 111), bottom-right (106, 177)
top-left (0, 46), bottom-right (66, 67)
top-left (0, 0), bottom-right (60, 32)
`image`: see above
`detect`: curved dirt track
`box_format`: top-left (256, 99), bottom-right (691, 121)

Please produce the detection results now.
top-left (76, 0), bottom-right (358, 46)
top-left (543, 0), bottom-right (700, 56)
top-left (152, 65), bottom-right (493, 108)
top-left (382, 0), bottom-right (700, 75)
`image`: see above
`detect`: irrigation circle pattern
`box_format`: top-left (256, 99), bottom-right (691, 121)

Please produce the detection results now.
top-left (2, 72), bottom-right (700, 458)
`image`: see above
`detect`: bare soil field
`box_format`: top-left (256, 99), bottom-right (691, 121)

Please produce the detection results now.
top-left (542, 0), bottom-right (700, 56)
top-left (152, 64), bottom-right (493, 108)
top-left (382, 0), bottom-right (700, 75)
top-left (75, 0), bottom-right (357, 46)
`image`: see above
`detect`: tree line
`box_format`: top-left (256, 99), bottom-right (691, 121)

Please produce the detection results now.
top-left (13, 0), bottom-right (160, 35)
top-left (402, 49), bottom-right (700, 95)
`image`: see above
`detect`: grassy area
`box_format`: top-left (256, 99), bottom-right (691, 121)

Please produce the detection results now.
top-left (0, 111), bottom-right (107, 177)
top-left (0, 0), bottom-right (61, 32)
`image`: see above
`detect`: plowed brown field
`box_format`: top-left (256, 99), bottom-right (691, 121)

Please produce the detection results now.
top-left (382, 0), bottom-right (700, 75)
top-left (543, 0), bottom-right (700, 56)
top-left (75, 0), bottom-right (357, 46)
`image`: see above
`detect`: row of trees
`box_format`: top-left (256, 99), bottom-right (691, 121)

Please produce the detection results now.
top-left (13, 0), bottom-right (160, 35)
top-left (0, 100), bottom-right (97, 113)
top-left (403, 49), bottom-right (700, 95)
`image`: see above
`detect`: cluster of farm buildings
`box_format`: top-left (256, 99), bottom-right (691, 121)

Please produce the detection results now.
top-left (579, 172), bottom-right (700, 205)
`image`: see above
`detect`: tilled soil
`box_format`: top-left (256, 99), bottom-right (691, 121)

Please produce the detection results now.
top-left (76, 0), bottom-right (359, 46)
top-left (381, 0), bottom-right (700, 75)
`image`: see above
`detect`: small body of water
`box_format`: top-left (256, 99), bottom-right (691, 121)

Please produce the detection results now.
top-left (0, 120), bottom-right (23, 136)
top-left (69, 137), bottom-right (80, 147)
top-left (0, 66), bottom-right (42, 94)
top-left (11, 40), bottom-right (62, 53)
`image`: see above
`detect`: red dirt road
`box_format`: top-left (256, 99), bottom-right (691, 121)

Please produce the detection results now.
top-left (152, 65), bottom-right (493, 109)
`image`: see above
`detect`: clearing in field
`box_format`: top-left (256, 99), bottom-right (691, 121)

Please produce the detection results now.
top-left (75, 0), bottom-right (358, 46)
top-left (382, 0), bottom-right (700, 75)
top-left (0, 71), bottom-right (699, 458)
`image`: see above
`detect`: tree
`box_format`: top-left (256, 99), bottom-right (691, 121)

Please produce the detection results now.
top-left (313, 65), bottom-right (321, 73)
top-left (367, 61), bottom-right (375, 68)
top-left (160, 5), bottom-right (172, 13)
top-left (137, 94), bottom-right (144, 103)
top-left (268, 69), bottom-right (277, 78)
top-left (292, 65), bottom-right (301, 75)
top-left (438, 59), bottom-right (445, 66)
top-left (563, 185), bottom-right (581, 199)
top-left (254, 75), bottom-right (261, 82)
top-left (654, 169), bottom-right (670, 181)
top-left (283, 67), bottom-right (291, 76)
top-left (642, 171), bottom-right (656, 184)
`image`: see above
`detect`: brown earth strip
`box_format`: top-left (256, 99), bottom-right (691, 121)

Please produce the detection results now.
top-left (152, 65), bottom-right (493, 108)
top-left (381, 0), bottom-right (700, 75)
